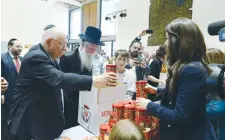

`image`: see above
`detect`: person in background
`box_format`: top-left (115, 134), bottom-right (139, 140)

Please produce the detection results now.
top-left (8, 26), bottom-right (116, 140)
top-left (60, 26), bottom-right (105, 129)
top-left (147, 45), bottom-right (167, 101)
top-left (103, 55), bottom-right (110, 73)
top-left (133, 30), bottom-right (154, 64)
top-left (1, 38), bottom-right (22, 140)
top-left (136, 18), bottom-right (216, 140)
top-left (108, 119), bottom-right (145, 140)
top-left (205, 48), bottom-right (225, 140)
top-left (115, 50), bottom-right (136, 100)
top-left (127, 40), bottom-right (164, 86)
top-left (126, 40), bottom-right (150, 81)
top-left (93, 49), bottom-right (104, 76)
top-left (148, 45), bottom-right (167, 87)
top-left (206, 48), bottom-right (225, 64)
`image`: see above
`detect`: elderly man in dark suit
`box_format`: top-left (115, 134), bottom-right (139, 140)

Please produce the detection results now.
top-left (60, 26), bottom-right (105, 129)
top-left (1, 38), bottom-right (22, 140)
top-left (8, 26), bottom-right (116, 140)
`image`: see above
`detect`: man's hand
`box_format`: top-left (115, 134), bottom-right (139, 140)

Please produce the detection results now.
top-left (132, 58), bottom-right (140, 66)
top-left (1, 77), bottom-right (8, 94)
top-left (93, 72), bottom-right (117, 88)
top-left (1, 95), bottom-right (5, 104)
top-left (136, 98), bottom-right (151, 110)
top-left (140, 60), bottom-right (147, 68)
top-left (139, 30), bottom-right (147, 38)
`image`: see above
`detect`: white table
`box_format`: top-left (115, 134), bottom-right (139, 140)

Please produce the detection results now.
top-left (57, 125), bottom-right (94, 140)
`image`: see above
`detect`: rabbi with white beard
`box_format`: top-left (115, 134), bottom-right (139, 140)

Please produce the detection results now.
top-left (60, 26), bottom-right (105, 129)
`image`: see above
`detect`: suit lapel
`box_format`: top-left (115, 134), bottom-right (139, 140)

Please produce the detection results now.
top-left (38, 44), bottom-right (63, 111)
top-left (53, 60), bottom-right (61, 71)
top-left (6, 52), bottom-right (18, 74)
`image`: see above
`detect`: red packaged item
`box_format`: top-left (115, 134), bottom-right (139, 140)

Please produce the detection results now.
top-left (136, 81), bottom-right (147, 98)
top-left (106, 64), bottom-right (116, 73)
top-left (118, 100), bottom-right (128, 105)
top-left (151, 116), bottom-right (159, 129)
top-left (108, 114), bottom-right (117, 128)
top-left (135, 106), bottom-right (151, 130)
top-left (112, 103), bottom-right (124, 121)
top-left (99, 124), bottom-right (109, 140)
top-left (124, 104), bottom-right (135, 121)
top-left (128, 100), bottom-right (136, 106)
top-left (143, 128), bottom-right (151, 140)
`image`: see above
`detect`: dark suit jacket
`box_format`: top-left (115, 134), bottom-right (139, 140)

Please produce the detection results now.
top-left (8, 44), bottom-right (93, 140)
top-left (1, 52), bottom-right (22, 103)
top-left (147, 61), bottom-right (216, 140)
top-left (148, 57), bottom-right (163, 87)
top-left (60, 48), bottom-right (92, 128)
top-left (1, 52), bottom-right (22, 124)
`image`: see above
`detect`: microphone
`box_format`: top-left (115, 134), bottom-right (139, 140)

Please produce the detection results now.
top-left (208, 20), bottom-right (225, 35)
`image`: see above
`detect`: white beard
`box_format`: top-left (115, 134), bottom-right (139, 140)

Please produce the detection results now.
top-left (79, 47), bottom-right (94, 72)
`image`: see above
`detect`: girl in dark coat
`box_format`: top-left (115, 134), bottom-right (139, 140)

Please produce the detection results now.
top-left (136, 18), bottom-right (217, 140)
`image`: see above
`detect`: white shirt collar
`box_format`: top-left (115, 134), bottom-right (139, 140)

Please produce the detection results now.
top-left (9, 52), bottom-right (18, 59)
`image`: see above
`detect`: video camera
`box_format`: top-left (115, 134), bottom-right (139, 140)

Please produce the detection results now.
top-left (208, 20), bottom-right (225, 42)
top-left (206, 20), bottom-right (225, 99)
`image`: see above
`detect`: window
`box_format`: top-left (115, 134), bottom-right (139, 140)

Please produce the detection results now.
top-left (69, 8), bottom-right (81, 39)
top-left (101, 41), bottom-right (116, 57)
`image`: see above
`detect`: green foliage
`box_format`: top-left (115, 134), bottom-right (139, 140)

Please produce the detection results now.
top-left (148, 0), bottom-right (193, 46)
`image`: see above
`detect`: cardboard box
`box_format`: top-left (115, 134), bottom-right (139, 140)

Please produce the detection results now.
top-left (78, 85), bottom-right (127, 135)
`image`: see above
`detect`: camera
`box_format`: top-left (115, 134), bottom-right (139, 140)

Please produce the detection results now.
top-left (219, 27), bottom-right (225, 42)
top-left (208, 20), bottom-right (225, 42)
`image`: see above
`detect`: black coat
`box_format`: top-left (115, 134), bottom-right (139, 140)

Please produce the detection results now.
top-left (8, 44), bottom-right (93, 140)
top-left (148, 57), bottom-right (163, 87)
top-left (1, 52), bottom-right (22, 103)
top-left (1, 52), bottom-right (22, 139)
top-left (60, 48), bottom-right (92, 129)
top-left (147, 62), bottom-right (217, 140)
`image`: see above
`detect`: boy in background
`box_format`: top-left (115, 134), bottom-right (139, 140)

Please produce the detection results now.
top-left (115, 50), bottom-right (136, 99)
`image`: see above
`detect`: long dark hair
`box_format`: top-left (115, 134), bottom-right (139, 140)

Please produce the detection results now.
top-left (165, 18), bottom-right (210, 93)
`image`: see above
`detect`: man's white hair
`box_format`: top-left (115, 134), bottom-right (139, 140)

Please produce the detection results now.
top-left (41, 27), bottom-right (66, 46)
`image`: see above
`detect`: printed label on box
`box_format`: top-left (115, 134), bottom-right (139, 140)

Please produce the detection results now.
top-left (80, 107), bottom-right (91, 129)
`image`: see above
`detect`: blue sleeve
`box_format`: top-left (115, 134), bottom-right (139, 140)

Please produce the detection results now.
top-left (142, 67), bottom-right (151, 75)
top-left (206, 100), bottom-right (225, 120)
top-left (157, 88), bottom-right (165, 94)
top-left (147, 65), bottom-right (206, 125)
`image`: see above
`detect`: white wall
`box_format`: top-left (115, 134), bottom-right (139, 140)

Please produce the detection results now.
top-left (192, 0), bottom-right (225, 52)
top-left (115, 0), bottom-right (225, 52)
top-left (1, 0), bottom-right (69, 55)
top-left (115, 0), bottom-right (150, 50)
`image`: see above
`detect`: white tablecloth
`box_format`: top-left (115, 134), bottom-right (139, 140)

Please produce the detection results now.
top-left (57, 125), bottom-right (94, 140)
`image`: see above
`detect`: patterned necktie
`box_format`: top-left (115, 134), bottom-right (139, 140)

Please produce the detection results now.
top-left (14, 56), bottom-right (20, 72)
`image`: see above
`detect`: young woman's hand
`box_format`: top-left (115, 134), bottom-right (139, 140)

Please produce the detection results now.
top-left (136, 98), bottom-right (151, 109)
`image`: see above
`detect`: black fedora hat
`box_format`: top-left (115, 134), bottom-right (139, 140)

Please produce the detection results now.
top-left (79, 26), bottom-right (104, 46)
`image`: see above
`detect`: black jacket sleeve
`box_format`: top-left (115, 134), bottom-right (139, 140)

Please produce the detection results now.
top-left (59, 55), bottom-right (69, 73)
top-left (149, 60), bottom-right (160, 77)
top-left (28, 53), bottom-right (92, 91)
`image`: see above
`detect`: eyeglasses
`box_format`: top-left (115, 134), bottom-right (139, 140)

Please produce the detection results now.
top-left (51, 38), bottom-right (67, 48)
